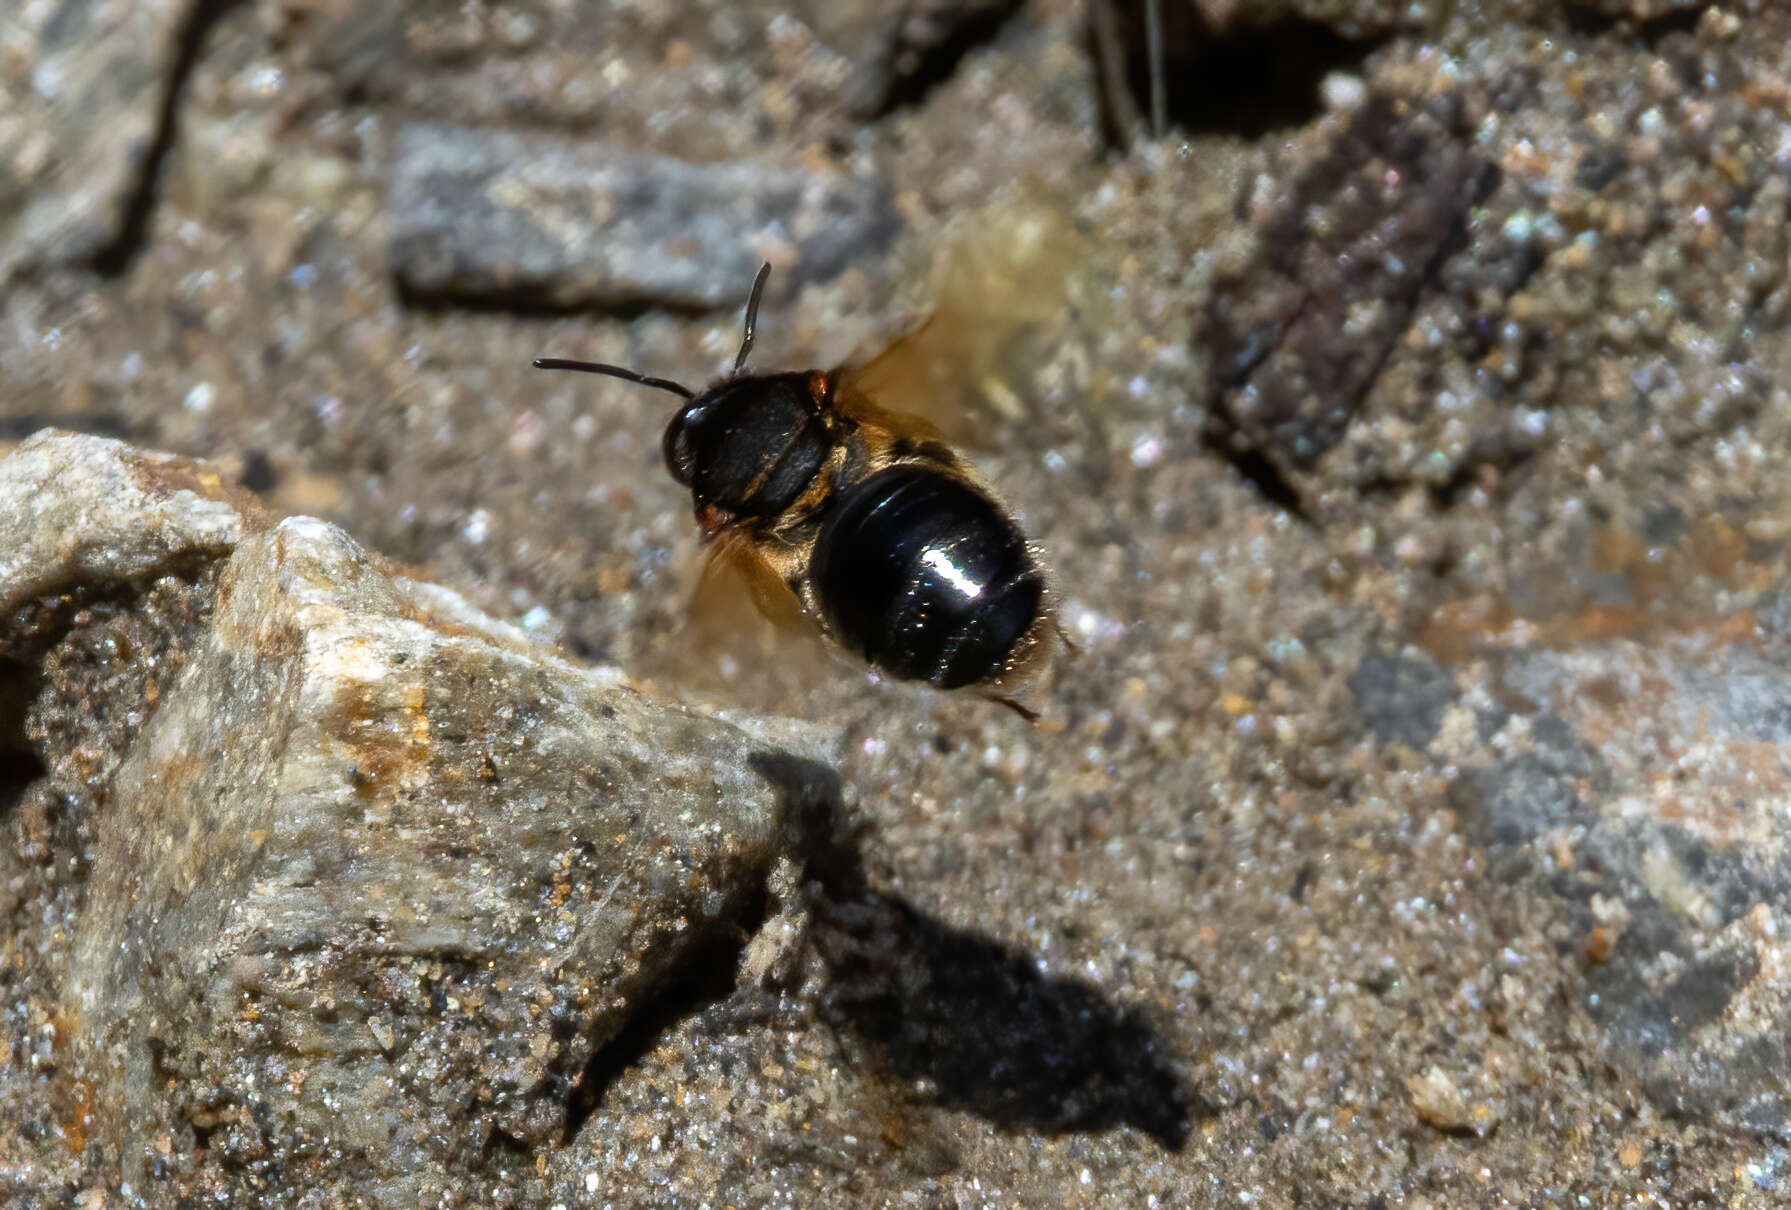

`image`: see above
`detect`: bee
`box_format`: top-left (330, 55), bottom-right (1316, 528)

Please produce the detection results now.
top-left (534, 262), bottom-right (1064, 718)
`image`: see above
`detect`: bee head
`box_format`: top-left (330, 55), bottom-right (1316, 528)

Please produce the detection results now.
top-left (537, 262), bottom-right (824, 515)
top-left (662, 373), bottom-right (831, 516)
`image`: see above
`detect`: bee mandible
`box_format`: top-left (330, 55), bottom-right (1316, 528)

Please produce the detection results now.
top-left (535, 263), bottom-right (1064, 718)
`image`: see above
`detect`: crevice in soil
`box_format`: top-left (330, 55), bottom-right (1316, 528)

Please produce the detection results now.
top-left (1090, 2), bottom-right (1386, 145)
top-left (848, 0), bottom-right (1028, 119)
top-left (88, 0), bottom-right (247, 277)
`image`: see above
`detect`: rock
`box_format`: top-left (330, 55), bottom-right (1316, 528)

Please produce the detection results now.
top-left (0, 430), bottom-right (245, 770)
top-left (1358, 622), bottom-right (1791, 1141)
top-left (1405, 1064), bottom-right (1470, 1132)
top-left (0, 430), bottom-right (247, 626)
top-left (1494, 637), bottom-right (1791, 1138)
top-left (1347, 649), bottom-right (1455, 751)
top-left (0, 0), bottom-right (197, 279)
top-left (388, 122), bottom-right (900, 310)
top-left (1198, 89), bottom-right (1496, 501)
top-left (0, 431), bottom-right (819, 1203)
top-left (1192, 16), bottom-right (1791, 523)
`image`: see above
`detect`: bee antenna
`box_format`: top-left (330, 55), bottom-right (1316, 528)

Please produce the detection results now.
top-left (532, 358), bottom-right (694, 399)
top-left (733, 262), bottom-right (772, 375)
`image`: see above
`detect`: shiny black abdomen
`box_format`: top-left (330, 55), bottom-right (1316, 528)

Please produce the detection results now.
top-left (663, 372), bottom-right (828, 516)
top-left (812, 465), bottom-right (1042, 689)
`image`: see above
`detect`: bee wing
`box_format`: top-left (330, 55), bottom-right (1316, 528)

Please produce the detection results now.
top-left (835, 311), bottom-right (1004, 453)
top-left (837, 196), bottom-right (1091, 450)
top-left (692, 529), bottom-right (809, 635)
top-left (831, 355), bottom-right (960, 447)
top-left (635, 530), bottom-right (838, 712)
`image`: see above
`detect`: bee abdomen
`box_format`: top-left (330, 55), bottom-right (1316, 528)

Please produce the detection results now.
top-left (812, 465), bottom-right (1042, 690)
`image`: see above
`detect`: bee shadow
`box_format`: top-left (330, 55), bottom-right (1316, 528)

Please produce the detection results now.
top-left (750, 751), bottom-right (1195, 1151)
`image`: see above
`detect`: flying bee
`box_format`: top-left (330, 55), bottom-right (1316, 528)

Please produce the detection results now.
top-left (534, 262), bottom-right (1065, 718)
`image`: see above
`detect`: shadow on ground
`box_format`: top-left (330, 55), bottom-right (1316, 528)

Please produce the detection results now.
top-left (752, 750), bottom-right (1194, 1149)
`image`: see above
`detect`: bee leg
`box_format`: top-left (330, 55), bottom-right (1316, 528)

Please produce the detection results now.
top-left (1052, 617), bottom-right (1081, 658)
top-left (989, 694), bottom-right (1041, 724)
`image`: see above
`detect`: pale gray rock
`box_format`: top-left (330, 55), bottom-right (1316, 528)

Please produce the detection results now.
top-left (0, 432), bottom-right (816, 1205)
top-left (1357, 628), bottom-right (1791, 1141)
top-left (1488, 639), bottom-right (1791, 1139)
top-left (388, 121), bottom-right (899, 309)
top-left (0, 430), bottom-right (245, 621)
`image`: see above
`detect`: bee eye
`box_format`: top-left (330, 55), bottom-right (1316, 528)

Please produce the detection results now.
top-left (662, 407), bottom-right (699, 487)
